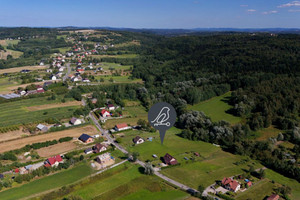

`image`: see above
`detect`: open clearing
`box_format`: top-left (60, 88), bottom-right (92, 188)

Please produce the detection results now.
top-left (36, 141), bottom-right (78, 157)
top-left (59, 164), bottom-right (188, 200)
top-left (0, 65), bottom-right (47, 74)
top-left (26, 101), bottom-right (82, 111)
top-left (116, 127), bottom-right (300, 199)
top-left (90, 54), bottom-right (138, 59)
top-left (253, 126), bottom-right (282, 141)
top-left (0, 128), bottom-right (30, 143)
top-left (188, 92), bottom-right (241, 124)
top-left (0, 125), bottom-right (97, 153)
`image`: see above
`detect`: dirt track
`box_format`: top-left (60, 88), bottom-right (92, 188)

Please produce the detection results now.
top-left (0, 125), bottom-right (98, 153)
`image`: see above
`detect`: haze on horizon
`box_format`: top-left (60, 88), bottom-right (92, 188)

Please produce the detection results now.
top-left (0, 0), bottom-right (300, 29)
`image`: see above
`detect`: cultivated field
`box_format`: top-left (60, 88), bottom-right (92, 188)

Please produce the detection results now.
top-left (26, 101), bottom-right (82, 111)
top-left (90, 54), bottom-right (138, 59)
top-left (0, 125), bottom-right (97, 153)
top-left (36, 141), bottom-right (78, 157)
top-left (188, 92), bottom-right (241, 124)
top-left (0, 77), bottom-right (19, 93)
top-left (0, 96), bottom-right (79, 127)
top-left (0, 65), bottom-right (47, 74)
top-left (95, 75), bottom-right (143, 84)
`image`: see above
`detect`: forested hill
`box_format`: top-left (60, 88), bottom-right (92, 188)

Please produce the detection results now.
top-left (132, 33), bottom-right (300, 182)
top-left (134, 34), bottom-right (300, 81)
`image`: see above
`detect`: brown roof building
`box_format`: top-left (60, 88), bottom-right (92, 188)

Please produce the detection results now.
top-left (163, 153), bottom-right (178, 165)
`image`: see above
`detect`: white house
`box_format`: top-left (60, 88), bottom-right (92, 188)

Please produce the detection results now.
top-left (46, 69), bottom-right (53, 73)
top-left (70, 117), bottom-right (82, 125)
top-left (107, 104), bottom-right (115, 111)
top-left (58, 67), bottom-right (65, 72)
top-left (115, 123), bottom-right (131, 132)
top-left (50, 75), bottom-right (57, 81)
top-left (100, 109), bottom-right (110, 118)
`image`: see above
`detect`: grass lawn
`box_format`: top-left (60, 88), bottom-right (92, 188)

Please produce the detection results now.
top-left (252, 126), bottom-right (282, 141)
top-left (100, 62), bottom-right (133, 71)
top-left (115, 127), bottom-right (262, 188)
top-left (0, 164), bottom-right (93, 200)
top-left (95, 75), bottom-right (143, 84)
top-left (54, 47), bottom-right (71, 54)
top-left (235, 179), bottom-right (277, 200)
top-left (58, 164), bottom-right (188, 200)
top-left (265, 169), bottom-right (300, 200)
top-left (0, 96), bottom-right (79, 126)
top-left (104, 106), bottom-right (147, 129)
top-left (90, 54), bottom-right (138, 59)
top-left (188, 92), bottom-right (241, 124)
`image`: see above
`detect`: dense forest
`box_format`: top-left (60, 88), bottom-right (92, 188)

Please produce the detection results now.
top-left (131, 33), bottom-right (300, 182)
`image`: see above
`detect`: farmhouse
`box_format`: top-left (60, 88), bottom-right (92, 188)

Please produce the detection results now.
top-left (163, 153), bottom-right (178, 165)
top-left (107, 104), bottom-right (115, 111)
top-left (44, 155), bottom-right (63, 167)
top-left (101, 109), bottom-right (110, 117)
top-left (93, 143), bottom-right (107, 153)
top-left (84, 148), bottom-right (93, 154)
top-left (133, 136), bottom-right (144, 144)
top-left (267, 194), bottom-right (280, 200)
top-left (115, 123), bottom-right (130, 132)
top-left (36, 124), bottom-right (48, 132)
top-left (50, 75), bottom-right (57, 80)
top-left (70, 117), bottom-right (82, 125)
top-left (78, 133), bottom-right (94, 144)
top-left (221, 177), bottom-right (241, 192)
top-left (46, 69), bottom-right (53, 73)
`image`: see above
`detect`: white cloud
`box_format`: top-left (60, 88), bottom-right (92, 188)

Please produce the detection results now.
top-left (278, 1), bottom-right (300, 8)
top-left (247, 9), bottom-right (256, 12)
top-left (240, 5), bottom-right (248, 7)
top-left (262, 10), bottom-right (278, 15)
top-left (288, 9), bottom-right (300, 12)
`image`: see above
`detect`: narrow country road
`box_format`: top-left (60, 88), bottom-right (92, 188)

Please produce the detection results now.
top-left (88, 109), bottom-right (199, 195)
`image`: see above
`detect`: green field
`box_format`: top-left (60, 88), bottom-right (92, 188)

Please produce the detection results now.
top-left (57, 164), bottom-right (188, 200)
top-left (188, 92), bottom-right (241, 124)
top-left (115, 127), bottom-right (300, 199)
top-left (91, 54), bottom-right (138, 59)
top-left (115, 127), bottom-right (262, 187)
top-left (235, 179), bottom-right (277, 200)
top-left (251, 126), bottom-right (282, 141)
top-left (0, 96), bottom-right (79, 126)
top-left (96, 75), bottom-right (143, 84)
top-left (0, 164), bottom-right (93, 200)
top-left (100, 62), bottom-right (133, 71)
top-left (54, 47), bottom-right (71, 54)
top-left (265, 169), bottom-right (300, 200)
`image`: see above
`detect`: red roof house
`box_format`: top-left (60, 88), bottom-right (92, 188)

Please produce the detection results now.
top-left (221, 177), bottom-right (241, 192)
top-left (163, 153), bottom-right (178, 165)
top-left (101, 109), bottom-right (110, 117)
top-left (115, 123), bottom-right (130, 131)
top-left (45, 155), bottom-right (63, 167)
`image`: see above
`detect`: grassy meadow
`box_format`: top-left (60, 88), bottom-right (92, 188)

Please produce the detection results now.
top-left (56, 164), bottom-right (188, 200)
top-left (188, 92), bottom-right (241, 124)
top-left (0, 164), bottom-right (93, 200)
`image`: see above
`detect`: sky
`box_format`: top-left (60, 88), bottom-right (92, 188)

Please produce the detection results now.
top-left (0, 0), bottom-right (300, 28)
